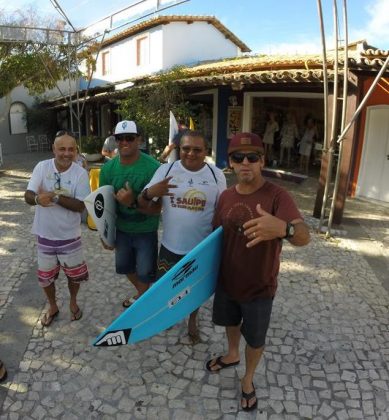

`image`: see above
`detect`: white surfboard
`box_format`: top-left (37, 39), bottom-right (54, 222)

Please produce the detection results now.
top-left (84, 185), bottom-right (116, 247)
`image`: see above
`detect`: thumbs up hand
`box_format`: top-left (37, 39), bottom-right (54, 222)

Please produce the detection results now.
top-left (242, 204), bottom-right (287, 248)
top-left (115, 181), bottom-right (136, 207)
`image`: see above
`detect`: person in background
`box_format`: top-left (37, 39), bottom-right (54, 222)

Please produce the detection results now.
top-left (279, 112), bottom-right (299, 168)
top-left (101, 130), bottom-right (118, 160)
top-left (138, 134), bottom-right (149, 155)
top-left (206, 132), bottom-right (310, 411)
top-left (138, 130), bottom-right (227, 344)
top-left (262, 111), bottom-right (279, 163)
top-left (24, 133), bottom-right (90, 327)
top-left (299, 116), bottom-right (318, 174)
top-left (99, 120), bottom-right (160, 306)
top-left (159, 122), bottom-right (188, 162)
top-left (74, 145), bottom-right (88, 170)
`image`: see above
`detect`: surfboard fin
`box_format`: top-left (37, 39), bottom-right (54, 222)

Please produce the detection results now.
top-left (94, 328), bottom-right (131, 347)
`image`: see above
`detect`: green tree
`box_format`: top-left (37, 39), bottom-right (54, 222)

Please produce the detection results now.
top-left (0, 7), bottom-right (94, 97)
top-left (117, 68), bottom-right (193, 156)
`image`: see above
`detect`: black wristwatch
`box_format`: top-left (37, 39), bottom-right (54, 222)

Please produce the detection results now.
top-left (284, 222), bottom-right (295, 239)
top-left (141, 188), bottom-right (152, 201)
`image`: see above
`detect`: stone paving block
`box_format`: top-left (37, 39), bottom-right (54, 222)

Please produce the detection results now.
top-left (283, 400), bottom-right (298, 413)
top-left (268, 399), bottom-right (284, 414)
top-left (1, 162), bottom-right (389, 419)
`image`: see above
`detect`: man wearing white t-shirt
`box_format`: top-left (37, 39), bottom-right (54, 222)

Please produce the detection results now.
top-left (138, 130), bottom-right (227, 343)
top-left (25, 133), bottom-right (90, 327)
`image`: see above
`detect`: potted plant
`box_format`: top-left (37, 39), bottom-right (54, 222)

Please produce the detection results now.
top-left (80, 136), bottom-right (103, 162)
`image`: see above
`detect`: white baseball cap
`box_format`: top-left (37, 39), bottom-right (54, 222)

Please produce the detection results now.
top-left (114, 120), bottom-right (138, 136)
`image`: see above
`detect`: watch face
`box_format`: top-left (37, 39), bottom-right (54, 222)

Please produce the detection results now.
top-left (285, 222), bottom-right (295, 238)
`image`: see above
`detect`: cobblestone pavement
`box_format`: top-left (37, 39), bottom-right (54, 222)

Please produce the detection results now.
top-left (0, 153), bottom-right (388, 419)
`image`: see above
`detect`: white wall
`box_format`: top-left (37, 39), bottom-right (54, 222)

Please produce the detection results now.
top-left (0, 86), bottom-right (35, 154)
top-left (0, 79), bottom-right (78, 154)
top-left (89, 21), bottom-right (241, 85)
top-left (162, 21), bottom-right (241, 69)
top-left (92, 26), bottom-right (163, 83)
top-left (356, 105), bottom-right (389, 203)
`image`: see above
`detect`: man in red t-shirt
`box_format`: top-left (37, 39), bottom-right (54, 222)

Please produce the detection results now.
top-left (206, 132), bottom-right (310, 411)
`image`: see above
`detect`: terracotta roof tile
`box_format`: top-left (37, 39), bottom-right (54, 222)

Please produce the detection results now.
top-left (102, 15), bottom-right (250, 52)
top-left (128, 42), bottom-right (388, 88)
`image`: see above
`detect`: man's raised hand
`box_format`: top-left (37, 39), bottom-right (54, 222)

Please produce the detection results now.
top-left (243, 204), bottom-right (286, 248)
top-left (147, 176), bottom-right (177, 198)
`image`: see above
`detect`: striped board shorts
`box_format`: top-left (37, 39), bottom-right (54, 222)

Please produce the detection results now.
top-left (37, 236), bottom-right (89, 288)
top-left (156, 244), bottom-right (184, 280)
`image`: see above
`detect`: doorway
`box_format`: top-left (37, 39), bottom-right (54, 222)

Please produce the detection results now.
top-left (356, 105), bottom-right (389, 203)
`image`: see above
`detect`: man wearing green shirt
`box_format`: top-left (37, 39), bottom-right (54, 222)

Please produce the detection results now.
top-left (99, 120), bottom-right (160, 307)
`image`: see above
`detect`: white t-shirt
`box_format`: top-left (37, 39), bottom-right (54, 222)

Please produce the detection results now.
top-left (27, 159), bottom-right (91, 240)
top-left (145, 161), bottom-right (227, 254)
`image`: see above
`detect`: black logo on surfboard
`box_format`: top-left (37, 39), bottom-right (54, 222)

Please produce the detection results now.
top-left (172, 259), bottom-right (198, 288)
top-left (94, 193), bottom-right (104, 218)
top-left (94, 328), bottom-right (131, 346)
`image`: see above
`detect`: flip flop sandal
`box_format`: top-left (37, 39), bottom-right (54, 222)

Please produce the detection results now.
top-left (122, 295), bottom-right (138, 308)
top-left (241, 383), bottom-right (257, 412)
top-left (0, 360), bottom-right (7, 383)
top-left (40, 310), bottom-right (59, 327)
top-left (205, 355), bottom-right (240, 373)
top-left (70, 307), bottom-right (83, 321)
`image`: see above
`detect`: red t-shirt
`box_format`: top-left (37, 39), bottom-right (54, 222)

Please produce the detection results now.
top-left (213, 181), bottom-right (302, 302)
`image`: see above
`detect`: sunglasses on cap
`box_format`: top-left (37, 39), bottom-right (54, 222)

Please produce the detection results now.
top-left (229, 152), bottom-right (263, 163)
top-left (56, 130), bottom-right (76, 138)
top-left (116, 134), bottom-right (138, 142)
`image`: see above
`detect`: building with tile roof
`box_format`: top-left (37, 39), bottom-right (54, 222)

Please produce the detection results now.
top-left (4, 11), bottom-right (388, 221)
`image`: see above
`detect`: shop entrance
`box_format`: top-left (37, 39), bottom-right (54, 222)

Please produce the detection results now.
top-left (243, 92), bottom-right (324, 175)
top-left (189, 89), bottom-right (218, 163)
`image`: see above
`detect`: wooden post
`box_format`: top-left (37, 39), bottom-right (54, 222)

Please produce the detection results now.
top-left (313, 87), bottom-right (358, 224)
top-left (332, 90), bottom-right (357, 224)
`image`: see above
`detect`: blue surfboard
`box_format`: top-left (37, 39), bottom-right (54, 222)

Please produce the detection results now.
top-left (93, 226), bottom-right (223, 346)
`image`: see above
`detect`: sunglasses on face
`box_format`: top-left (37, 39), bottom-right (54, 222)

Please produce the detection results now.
top-left (229, 152), bottom-right (263, 163)
top-left (180, 146), bottom-right (205, 154)
top-left (116, 134), bottom-right (137, 142)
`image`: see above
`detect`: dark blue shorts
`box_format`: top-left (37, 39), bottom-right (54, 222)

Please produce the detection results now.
top-left (212, 285), bottom-right (273, 348)
top-left (115, 230), bottom-right (158, 283)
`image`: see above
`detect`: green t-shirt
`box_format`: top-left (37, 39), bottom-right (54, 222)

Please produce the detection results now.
top-left (99, 153), bottom-right (160, 233)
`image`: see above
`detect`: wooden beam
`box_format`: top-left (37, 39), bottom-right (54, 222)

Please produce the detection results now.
top-left (313, 92), bottom-right (336, 219)
top-left (332, 89), bottom-right (358, 224)
top-left (313, 85), bottom-right (358, 224)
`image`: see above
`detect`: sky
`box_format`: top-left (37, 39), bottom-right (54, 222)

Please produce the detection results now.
top-left (1, 0), bottom-right (389, 53)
